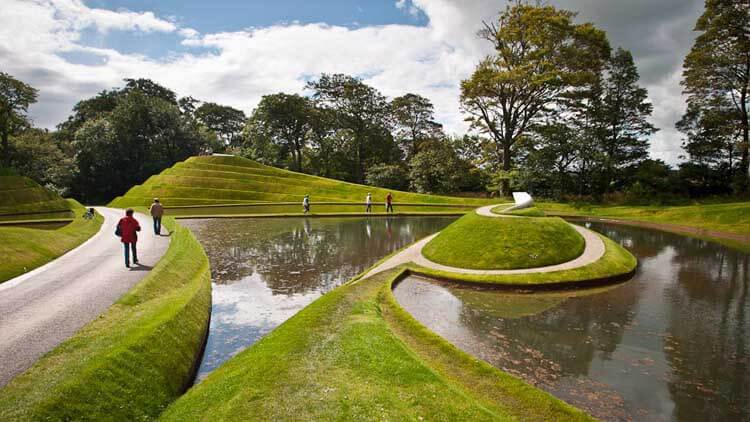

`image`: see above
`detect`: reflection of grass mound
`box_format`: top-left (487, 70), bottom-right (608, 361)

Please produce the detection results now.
top-left (0, 176), bottom-right (74, 221)
top-left (422, 212), bottom-right (585, 270)
top-left (110, 156), bottom-right (492, 211)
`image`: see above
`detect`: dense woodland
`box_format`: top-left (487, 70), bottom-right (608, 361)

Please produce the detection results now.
top-left (0, 1), bottom-right (748, 204)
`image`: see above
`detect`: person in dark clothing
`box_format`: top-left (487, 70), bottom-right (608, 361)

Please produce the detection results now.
top-left (385, 192), bottom-right (394, 213)
top-left (149, 198), bottom-right (164, 235)
top-left (117, 208), bottom-right (141, 268)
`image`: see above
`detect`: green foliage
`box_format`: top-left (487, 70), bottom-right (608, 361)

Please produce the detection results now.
top-left (0, 72), bottom-right (38, 167)
top-left (195, 101), bottom-right (246, 147)
top-left (0, 220), bottom-right (211, 420)
top-left (391, 93), bottom-right (443, 159)
top-left (365, 163), bottom-right (409, 190)
top-left (422, 212), bottom-right (585, 270)
top-left (409, 140), bottom-right (472, 194)
top-left (8, 128), bottom-right (74, 194)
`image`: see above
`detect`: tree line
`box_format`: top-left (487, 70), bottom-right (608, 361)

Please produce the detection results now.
top-left (0, 1), bottom-right (747, 203)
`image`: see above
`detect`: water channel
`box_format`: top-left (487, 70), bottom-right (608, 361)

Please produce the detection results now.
top-left (180, 216), bottom-right (457, 380)
top-left (394, 222), bottom-right (749, 421)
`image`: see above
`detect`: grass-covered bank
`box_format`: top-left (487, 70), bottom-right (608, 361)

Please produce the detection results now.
top-left (538, 201), bottom-right (750, 252)
top-left (0, 176), bottom-right (75, 221)
top-left (0, 218), bottom-right (211, 420)
top-left (0, 199), bottom-right (102, 283)
top-left (423, 212), bottom-right (585, 270)
top-left (161, 267), bottom-right (591, 421)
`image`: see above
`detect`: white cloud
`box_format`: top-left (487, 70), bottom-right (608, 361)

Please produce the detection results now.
top-left (3, 0), bottom-right (702, 165)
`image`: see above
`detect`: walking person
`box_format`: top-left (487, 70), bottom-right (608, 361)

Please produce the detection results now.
top-left (303, 194), bottom-right (311, 215)
top-left (149, 198), bottom-right (164, 235)
top-left (116, 208), bottom-right (141, 268)
top-left (365, 193), bottom-right (372, 213)
top-left (385, 192), bottom-right (394, 213)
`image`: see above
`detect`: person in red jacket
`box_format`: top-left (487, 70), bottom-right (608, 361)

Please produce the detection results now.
top-left (117, 208), bottom-right (141, 268)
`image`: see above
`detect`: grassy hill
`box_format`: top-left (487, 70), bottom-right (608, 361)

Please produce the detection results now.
top-left (0, 176), bottom-right (74, 222)
top-left (109, 156), bottom-right (493, 215)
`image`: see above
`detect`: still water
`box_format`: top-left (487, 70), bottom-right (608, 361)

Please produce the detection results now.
top-left (394, 222), bottom-right (749, 421)
top-left (181, 216), bottom-right (456, 381)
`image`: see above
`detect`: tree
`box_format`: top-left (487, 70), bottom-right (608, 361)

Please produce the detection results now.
top-left (245, 93), bottom-right (315, 171)
top-left (195, 102), bottom-right (247, 147)
top-left (0, 72), bottom-right (38, 167)
top-left (123, 78), bottom-right (178, 104)
top-left (460, 3), bottom-right (610, 193)
top-left (409, 140), bottom-right (470, 194)
top-left (391, 93), bottom-right (443, 159)
top-left (365, 163), bottom-right (409, 190)
top-left (9, 128), bottom-right (74, 193)
top-left (306, 74), bottom-right (396, 183)
top-left (681, 0), bottom-right (750, 190)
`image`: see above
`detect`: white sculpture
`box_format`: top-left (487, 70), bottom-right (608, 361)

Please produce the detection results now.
top-left (503, 192), bottom-right (534, 212)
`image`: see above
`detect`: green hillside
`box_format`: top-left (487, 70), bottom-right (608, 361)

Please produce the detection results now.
top-left (109, 156), bottom-right (493, 214)
top-left (0, 176), bottom-right (74, 222)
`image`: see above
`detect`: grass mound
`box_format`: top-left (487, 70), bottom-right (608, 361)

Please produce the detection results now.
top-left (0, 199), bottom-right (102, 283)
top-left (0, 176), bottom-right (74, 221)
top-left (422, 212), bottom-right (585, 270)
top-left (0, 219), bottom-right (211, 420)
top-left (492, 205), bottom-right (546, 217)
top-left (109, 156), bottom-right (493, 213)
top-left (161, 268), bottom-right (592, 421)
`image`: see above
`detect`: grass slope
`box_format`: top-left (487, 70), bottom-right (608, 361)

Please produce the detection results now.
top-left (110, 156), bottom-right (493, 213)
top-left (162, 268), bottom-right (592, 421)
top-left (0, 176), bottom-right (74, 221)
top-left (423, 212), bottom-right (585, 270)
top-left (0, 219), bottom-right (211, 420)
top-left (0, 199), bottom-right (102, 283)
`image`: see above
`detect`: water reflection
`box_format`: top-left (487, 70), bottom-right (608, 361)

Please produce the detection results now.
top-left (181, 216), bottom-right (456, 380)
top-left (394, 222), bottom-right (749, 421)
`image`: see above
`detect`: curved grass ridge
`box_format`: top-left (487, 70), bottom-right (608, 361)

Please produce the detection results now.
top-left (410, 233), bottom-right (636, 287)
top-left (0, 199), bottom-right (102, 283)
top-left (0, 218), bottom-right (211, 420)
top-left (422, 212), bottom-right (586, 270)
top-left (0, 176), bottom-right (74, 221)
top-left (161, 267), bottom-right (592, 421)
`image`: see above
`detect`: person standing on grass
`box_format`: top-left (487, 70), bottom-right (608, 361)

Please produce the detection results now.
top-left (366, 193), bottom-right (372, 213)
top-left (149, 198), bottom-right (164, 235)
top-left (386, 192), bottom-right (394, 213)
top-left (117, 208), bottom-right (141, 268)
top-left (303, 194), bottom-right (310, 214)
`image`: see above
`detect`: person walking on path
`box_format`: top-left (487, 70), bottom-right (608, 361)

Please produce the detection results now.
top-left (303, 195), bottom-right (311, 215)
top-left (365, 193), bottom-right (372, 213)
top-left (386, 192), bottom-right (394, 213)
top-left (117, 208), bottom-right (141, 268)
top-left (149, 198), bottom-right (164, 235)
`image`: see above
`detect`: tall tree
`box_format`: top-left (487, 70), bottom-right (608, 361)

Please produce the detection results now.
top-left (0, 72), bottom-right (38, 167)
top-left (195, 102), bottom-right (247, 147)
top-left (681, 0), bottom-right (750, 189)
top-left (306, 74), bottom-right (395, 183)
top-left (460, 3), bottom-right (610, 193)
top-left (245, 93), bottom-right (315, 171)
top-left (391, 93), bottom-right (443, 159)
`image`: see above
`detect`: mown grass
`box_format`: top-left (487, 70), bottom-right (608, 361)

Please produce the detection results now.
top-left (410, 233), bottom-right (636, 286)
top-left (422, 212), bottom-right (585, 270)
top-left (0, 176), bottom-right (73, 219)
top-left (0, 200), bottom-right (102, 283)
top-left (161, 267), bottom-right (592, 421)
top-left (492, 205), bottom-right (547, 217)
top-left (110, 155), bottom-right (495, 209)
top-left (0, 218), bottom-right (211, 420)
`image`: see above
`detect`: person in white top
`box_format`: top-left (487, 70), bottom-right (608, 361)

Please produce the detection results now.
top-left (302, 195), bottom-right (310, 214)
top-left (365, 193), bottom-right (372, 213)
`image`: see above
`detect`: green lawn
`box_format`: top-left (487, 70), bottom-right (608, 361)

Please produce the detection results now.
top-left (0, 218), bottom-right (211, 420)
top-left (161, 267), bottom-right (592, 421)
top-left (493, 206), bottom-right (547, 217)
top-left (0, 199), bottom-right (102, 283)
top-left (422, 212), bottom-right (585, 270)
top-left (0, 176), bottom-right (75, 220)
top-left (110, 155), bottom-right (495, 209)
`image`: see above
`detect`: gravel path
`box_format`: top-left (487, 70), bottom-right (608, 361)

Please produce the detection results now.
top-left (361, 205), bottom-right (605, 279)
top-left (0, 207), bottom-right (170, 387)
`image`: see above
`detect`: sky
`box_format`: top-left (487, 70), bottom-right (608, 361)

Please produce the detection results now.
top-left (0, 0), bottom-right (705, 165)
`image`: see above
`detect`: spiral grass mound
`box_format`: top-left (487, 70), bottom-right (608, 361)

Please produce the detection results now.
top-left (422, 212), bottom-right (586, 270)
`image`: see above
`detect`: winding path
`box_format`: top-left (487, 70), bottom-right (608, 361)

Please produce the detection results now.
top-left (0, 207), bottom-right (170, 387)
top-left (362, 205), bottom-right (605, 279)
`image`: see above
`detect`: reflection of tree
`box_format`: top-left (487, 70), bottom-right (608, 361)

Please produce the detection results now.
top-left (183, 217), bottom-right (455, 294)
top-left (664, 243), bottom-right (749, 421)
top-left (586, 221), bottom-right (673, 259)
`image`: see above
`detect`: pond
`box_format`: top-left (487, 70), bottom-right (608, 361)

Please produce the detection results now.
top-left (180, 216), bottom-right (457, 381)
top-left (393, 222), bottom-right (749, 422)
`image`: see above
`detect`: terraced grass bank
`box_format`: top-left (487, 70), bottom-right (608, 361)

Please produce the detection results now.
top-left (110, 155), bottom-right (492, 215)
top-left (0, 219), bottom-right (211, 420)
top-left (0, 176), bottom-right (75, 222)
top-left (162, 267), bottom-right (592, 421)
top-left (423, 212), bottom-right (586, 270)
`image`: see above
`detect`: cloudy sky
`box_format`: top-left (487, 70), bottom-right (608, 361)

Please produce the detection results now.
top-left (1, 0), bottom-right (704, 164)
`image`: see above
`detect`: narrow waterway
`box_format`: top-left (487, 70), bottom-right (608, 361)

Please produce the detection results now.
top-left (393, 222), bottom-right (749, 421)
top-left (181, 216), bottom-right (456, 381)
